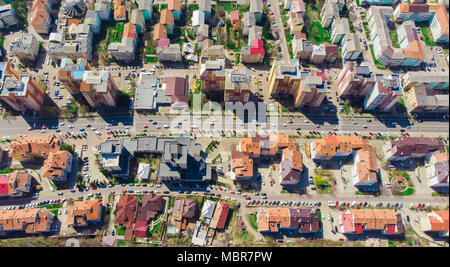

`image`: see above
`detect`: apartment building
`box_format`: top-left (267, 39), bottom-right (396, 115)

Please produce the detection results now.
top-left (341, 33), bottom-right (362, 61)
top-left (85, 10), bottom-right (101, 34)
top-left (30, 0), bottom-right (52, 34)
top-left (402, 71), bottom-right (449, 91)
top-left (58, 57), bottom-right (91, 95)
top-left (257, 208), bottom-right (320, 234)
top-left (153, 23), bottom-right (168, 41)
top-left (138, 0), bottom-right (153, 20)
top-left (0, 4), bottom-right (18, 29)
top-left (397, 21), bottom-right (425, 67)
top-left (240, 39), bottom-right (265, 64)
top-left (231, 151), bottom-right (254, 181)
top-left (351, 149), bottom-right (379, 191)
top-left (268, 59), bottom-right (302, 102)
top-left (224, 68), bottom-right (252, 103)
top-left (292, 38), bottom-right (313, 60)
top-left (424, 152), bottom-right (449, 191)
top-left (80, 71), bottom-right (119, 108)
top-left (0, 208), bottom-right (55, 237)
top-left (331, 17), bottom-right (350, 44)
top-left (383, 137), bottom-right (445, 161)
top-left (169, 0), bottom-right (182, 20)
top-left (160, 9), bottom-right (174, 35)
top-left (200, 58), bottom-right (226, 94)
top-left (48, 23), bottom-right (93, 61)
top-left (364, 73), bottom-right (403, 112)
top-left (420, 210), bottom-right (449, 237)
top-left (360, 0), bottom-right (398, 5)
top-left (403, 86), bottom-right (449, 114)
top-left (0, 62), bottom-right (46, 112)
top-left (11, 34), bottom-right (40, 62)
top-left (288, 12), bottom-right (304, 35)
top-left (199, 0), bottom-right (211, 22)
top-left (157, 43), bottom-right (182, 63)
top-left (9, 135), bottom-right (61, 161)
top-left (280, 148), bottom-right (304, 187)
top-left (294, 70), bottom-right (329, 108)
top-left (66, 200), bottom-right (102, 227)
top-left (42, 151), bottom-right (73, 183)
top-left (336, 62), bottom-right (376, 98)
top-left (108, 22), bottom-right (137, 62)
top-left (340, 209), bottom-right (404, 235)
top-left (321, 0), bottom-right (340, 29)
top-left (114, 0), bottom-right (126, 21)
top-left (200, 42), bottom-right (225, 62)
top-left (0, 171), bottom-right (32, 198)
top-left (310, 136), bottom-right (371, 160)
top-left (430, 4), bottom-right (449, 43)
top-left (173, 198), bottom-right (198, 234)
top-left (94, 0), bottom-right (112, 21)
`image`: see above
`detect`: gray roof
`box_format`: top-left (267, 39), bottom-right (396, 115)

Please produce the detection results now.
top-left (138, 0), bottom-right (153, 11)
top-left (199, 0), bottom-right (211, 12)
top-left (133, 73), bottom-right (162, 110)
top-left (250, 0), bottom-right (263, 13)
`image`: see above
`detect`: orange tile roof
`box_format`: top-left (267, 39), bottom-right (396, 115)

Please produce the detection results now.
top-left (7, 171), bottom-right (31, 195)
top-left (434, 4), bottom-right (449, 35)
top-left (153, 23), bottom-right (167, 41)
top-left (399, 3), bottom-right (410, 12)
top-left (66, 200), bottom-right (101, 226)
top-left (67, 19), bottom-right (79, 27)
top-left (355, 150), bottom-right (379, 183)
top-left (240, 137), bottom-right (261, 155)
top-left (429, 210), bottom-right (449, 231)
top-left (42, 151), bottom-right (70, 180)
top-left (30, 9), bottom-right (48, 26)
top-left (9, 135), bottom-right (61, 160)
top-left (114, 0), bottom-right (126, 19)
top-left (433, 152), bottom-right (449, 162)
top-left (266, 208), bottom-right (291, 231)
top-left (231, 151), bottom-right (253, 178)
top-left (313, 136), bottom-right (369, 157)
top-left (283, 148), bottom-right (303, 172)
top-left (402, 40), bottom-right (425, 60)
top-left (160, 9), bottom-right (174, 25)
top-left (168, 0), bottom-right (181, 11)
top-left (32, 0), bottom-right (47, 11)
top-left (351, 209), bottom-right (396, 230)
top-left (0, 208), bottom-right (53, 234)
top-left (123, 22), bottom-right (136, 39)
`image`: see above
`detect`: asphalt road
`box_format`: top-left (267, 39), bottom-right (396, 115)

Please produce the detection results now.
top-left (0, 114), bottom-right (448, 138)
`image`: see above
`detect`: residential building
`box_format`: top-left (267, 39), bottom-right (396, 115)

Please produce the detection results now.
top-left (138, 0), bottom-right (153, 20)
top-left (161, 76), bottom-right (189, 110)
top-left (0, 62), bottom-right (45, 112)
top-left (383, 137), bottom-right (445, 161)
top-left (0, 208), bottom-right (55, 236)
top-left (324, 43), bottom-right (339, 62)
top-left (424, 152), bottom-right (449, 191)
top-left (85, 10), bottom-right (101, 34)
top-left (336, 62), bottom-right (376, 98)
top-left (116, 195), bottom-right (138, 226)
top-left (200, 200), bottom-right (216, 222)
top-left (340, 209), bottom-right (404, 235)
top-left (160, 9), bottom-right (174, 35)
top-left (393, 3), bottom-right (441, 23)
top-left (134, 193), bottom-right (163, 237)
top-left (133, 73), bottom-right (163, 113)
top-left (47, 24), bottom-right (94, 61)
top-left (30, 0), bottom-right (52, 34)
top-left (402, 71), bottom-right (449, 91)
top-left (80, 71), bottom-right (119, 108)
top-left (66, 200), bottom-right (102, 227)
top-left (108, 22), bottom-right (137, 62)
top-left (200, 58), bottom-right (226, 94)
top-left (430, 4), bottom-right (449, 43)
top-left (310, 136), bottom-right (371, 161)
top-left (230, 10), bottom-right (240, 27)
top-left (157, 43), bottom-right (183, 62)
top-left (94, 0), bottom-right (112, 21)
top-left (114, 0), bottom-right (126, 21)
top-left (243, 12), bottom-right (256, 36)
top-left (280, 148), bottom-right (303, 187)
top-left (250, 0), bottom-right (263, 23)
top-left (192, 10), bottom-right (205, 32)
top-left (328, 0), bottom-right (346, 12)
top-left (240, 39), bottom-right (265, 64)
top-left (0, 4), bottom-right (18, 29)
top-left (173, 198), bottom-right (198, 234)
top-left (199, 0), bottom-right (211, 22)
top-left (224, 68), bottom-right (252, 103)
top-left (168, 0), bottom-right (182, 20)
top-left (292, 38), bottom-right (313, 60)
top-left (196, 24), bottom-right (209, 42)
top-left (268, 59), bottom-right (302, 102)
top-left (231, 151), bottom-right (254, 181)
top-left (11, 34), bottom-right (40, 62)
top-left (42, 151), bottom-right (73, 183)
top-left (288, 12), bottom-right (304, 35)
top-left (257, 208), bottom-right (320, 233)
top-left (351, 149), bottom-right (380, 191)
top-left (341, 33), bottom-right (362, 61)
top-left (98, 137), bottom-right (211, 182)
top-left (420, 210), bottom-right (449, 237)
top-left (310, 44), bottom-right (327, 64)
top-left (8, 135), bottom-right (61, 161)
top-left (130, 9), bottom-right (145, 33)
top-left (63, 0), bottom-right (87, 18)
top-left (397, 21), bottom-right (425, 67)
top-left (294, 70), bottom-right (329, 108)
top-left (364, 74), bottom-right (403, 112)
top-left (153, 23), bottom-right (167, 41)
top-left (321, 0), bottom-right (340, 29)
top-left (210, 201), bottom-right (230, 230)
top-left (403, 86), bottom-right (449, 114)
top-left (201, 42), bottom-right (225, 61)
top-left (58, 57), bottom-right (91, 95)
top-left (0, 171), bottom-right (32, 198)
top-left (290, 0), bottom-right (306, 15)
top-left (331, 17), bottom-right (350, 44)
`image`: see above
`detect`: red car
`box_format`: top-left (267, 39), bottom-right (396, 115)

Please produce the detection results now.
top-left (346, 202), bottom-right (350, 207)
top-left (405, 132), bottom-right (410, 137)
top-left (335, 201), bottom-right (339, 206)
top-left (218, 186), bottom-right (223, 191)
top-left (106, 131), bottom-right (111, 135)
top-left (122, 190), bottom-right (127, 194)
top-left (369, 132), bottom-right (374, 136)
top-left (144, 125), bottom-right (149, 128)
top-left (245, 196), bottom-right (251, 200)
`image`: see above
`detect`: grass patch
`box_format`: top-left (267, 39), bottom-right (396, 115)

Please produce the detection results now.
top-left (421, 27), bottom-right (437, 47)
top-left (247, 214), bottom-right (258, 231)
top-left (313, 169), bottom-right (334, 194)
top-left (369, 44), bottom-right (387, 70)
top-left (304, 5), bottom-right (331, 45)
top-left (115, 225), bottom-right (126, 236)
top-left (217, 2), bottom-right (238, 13)
top-left (389, 30), bottom-right (400, 48)
top-left (389, 171), bottom-right (415, 196)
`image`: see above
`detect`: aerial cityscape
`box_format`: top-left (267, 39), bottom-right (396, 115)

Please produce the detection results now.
top-left (0, 0), bottom-right (448, 249)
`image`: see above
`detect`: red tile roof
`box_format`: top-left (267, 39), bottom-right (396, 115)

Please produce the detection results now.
top-left (250, 39), bottom-right (265, 55)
